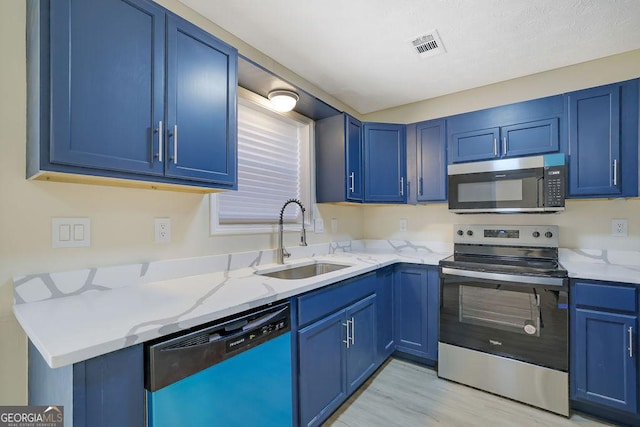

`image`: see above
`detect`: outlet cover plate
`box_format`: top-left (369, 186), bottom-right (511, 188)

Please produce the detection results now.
top-left (611, 219), bottom-right (628, 237)
top-left (155, 218), bottom-right (171, 243)
top-left (314, 218), bottom-right (324, 233)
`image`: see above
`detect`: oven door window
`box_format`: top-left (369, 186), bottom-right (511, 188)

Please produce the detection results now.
top-left (440, 274), bottom-right (568, 371)
top-left (459, 285), bottom-right (540, 337)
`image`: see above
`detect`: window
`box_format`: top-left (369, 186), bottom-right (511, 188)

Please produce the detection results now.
top-left (210, 88), bottom-right (314, 235)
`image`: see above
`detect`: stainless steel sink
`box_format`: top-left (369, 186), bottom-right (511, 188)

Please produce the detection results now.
top-left (256, 262), bottom-right (350, 280)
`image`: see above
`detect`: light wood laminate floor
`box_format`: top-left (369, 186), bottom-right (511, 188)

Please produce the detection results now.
top-left (324, 358), bottom-right (614, 427)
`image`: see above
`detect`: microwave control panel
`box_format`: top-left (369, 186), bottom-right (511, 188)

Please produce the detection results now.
top-left (544, 166), bottom-right (565, 207)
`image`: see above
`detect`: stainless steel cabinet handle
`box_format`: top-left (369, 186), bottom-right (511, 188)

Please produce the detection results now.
top-left (349, 172), bottom-right (355, 193)
top-left (613, 159), bottom-right (618, 186)
top-left (351, 317), bottom-right (355, 345)
top-left (419, 177), bottom-right (424, 196)
top-left (156, 121), bottom-right (163, 162)
top-left (503, 136), bottom-right (507, 154)
top-left (629, 326), bottom-right (633, 358)
top-left (400, 177), bottom-right (404, 196)
top-left (342, 321), bottom-right (350, 349)
top-left (493, 138), bottom-right (497, 156)
top-left (173, 124), bottom-right (178, 164)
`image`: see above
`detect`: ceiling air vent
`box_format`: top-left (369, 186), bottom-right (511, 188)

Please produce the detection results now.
top-left (410, 30), bottom-right (446, 58)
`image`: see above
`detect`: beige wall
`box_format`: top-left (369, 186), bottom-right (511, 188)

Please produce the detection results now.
top-left (1, 0), bottom-right (639, 406)
top-left (362, 199), bottom-right (640, 251)
top-left (0, 1), bottom-right (362, 404)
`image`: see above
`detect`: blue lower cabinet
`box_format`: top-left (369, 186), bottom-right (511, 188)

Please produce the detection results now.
top-left (29, 342), bottom-right (145, 427)
top-left (345, 295), bottom-right (377, 395)
top-left (573, 309), bottom-right (637, 414)
top-left (394, 265), bottom-right (439, 361)
top-left (571, 280), bottom-right (639, 424)
top-left (298, 294), bottom-right (378, 427)
top-left (376, 267), bottom-right (395, 361)
top-left (298, 311), bottom-right (347, 427)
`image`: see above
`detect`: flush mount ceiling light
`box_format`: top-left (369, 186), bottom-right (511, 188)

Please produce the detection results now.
top-left (267, 89), bottom-right (299, 112)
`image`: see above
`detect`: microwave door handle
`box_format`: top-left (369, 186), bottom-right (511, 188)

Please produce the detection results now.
top-left (537, 177), bottom-right (544, 208)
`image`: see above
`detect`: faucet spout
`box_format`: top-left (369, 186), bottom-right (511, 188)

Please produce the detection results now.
top-left (277, 198), bottom-right (308, 264)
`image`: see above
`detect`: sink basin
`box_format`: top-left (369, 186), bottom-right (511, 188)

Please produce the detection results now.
top-left (256, 262), bottom-right (350, 280)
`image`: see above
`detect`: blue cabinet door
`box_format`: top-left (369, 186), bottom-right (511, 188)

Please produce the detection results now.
top-left (376, 267), bottom-right (395, 361)
top-left (298, 310), bottom-right (347, 427)
top-left (165, 14), bottom-right (237, 184)
top-left (567, 80), bottom-right (639, 197)
top-left (573, 308), bottom-right (637, 414)
top-left (50, 0), bottom-right (165, 175)
top-left (394, 266), bottom-right (439, 361)
top-left (346, 115), bottom-right (364, 201)
top-left (449, 127), bottom-right (500, 163)
top-left (345, 294), bottom-right (377, 395)
top-left (363, 123), bottom-right (407, 203)
top-left (502, 118), bottom-right (559, 157)
top-left (73, 344), bottom-right (145, 427)
top-left (416, 119), bottom-right (447, 202)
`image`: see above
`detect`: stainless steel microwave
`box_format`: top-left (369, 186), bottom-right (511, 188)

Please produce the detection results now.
top-left (447, 154), bottom-right (565, 213)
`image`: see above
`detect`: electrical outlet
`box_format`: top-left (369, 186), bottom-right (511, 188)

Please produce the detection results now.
top-left (611, 219), bottom-right (628, 237)
top-left (314, 218), bottom-right (324, 233)
top-left (399, 218), bottom-right (408, 232)
top-left (331, 218), bottom-right (338, 234)
top-left (155, 218), bottom-right (171, 243)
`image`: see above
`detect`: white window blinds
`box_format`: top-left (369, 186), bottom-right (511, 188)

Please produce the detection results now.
top-left (217, 102), bottom-right (302, 223)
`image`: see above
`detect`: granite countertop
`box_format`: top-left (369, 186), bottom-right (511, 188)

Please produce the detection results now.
top-left (13, 241), bottom-right (640, 370)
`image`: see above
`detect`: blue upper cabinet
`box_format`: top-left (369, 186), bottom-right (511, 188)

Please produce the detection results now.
top-left (164, 14), bottom-right (237, 185)
top-left (346, 116), bottom-right (364, 201)
top-left (28, 0), bottom-right (237, 191)
top-left (415, 119), bottom-right (447, 202)
top-left (566, 80), bottom-right (639, 198)
top-left (315, 114), bottom-right (363, 203)
top-left (48, 0), bottom-right (166, 176)
top-left (447, 95), bottom-right (563, 163)
top-left (363, 123), bottom-right (407, 203)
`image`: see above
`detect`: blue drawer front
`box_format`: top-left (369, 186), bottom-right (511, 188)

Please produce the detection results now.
top-left (148, 332), bottom-right (292, 427)
top-left (573, 282), bottom-right (637, 313)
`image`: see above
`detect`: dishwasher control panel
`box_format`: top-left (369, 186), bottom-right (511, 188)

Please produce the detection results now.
top-left (226, 316), bottom-right (289, 354)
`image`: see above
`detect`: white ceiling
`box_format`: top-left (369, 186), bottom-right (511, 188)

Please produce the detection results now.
top-left (178, 0), bottom-right (640, 114)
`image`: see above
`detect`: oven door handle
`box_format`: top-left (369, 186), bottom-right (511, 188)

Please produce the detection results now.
top-left (441, 267), bottom-right (566, 287)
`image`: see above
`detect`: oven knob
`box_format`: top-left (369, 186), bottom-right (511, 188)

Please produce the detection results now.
top-left (457, 230), bottom-right (464, 236)
top-left (545, 231), bottom-right (553, 238)
top-left (532, 231), bottom-right (540, 238)
top-left (466, 230), bottom-right (474, 236)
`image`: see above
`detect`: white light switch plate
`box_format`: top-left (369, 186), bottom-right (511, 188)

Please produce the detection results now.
top-left (331, 218), bottom-right (338, 234)
top-left (52, 218), bottom-right (91, 248)
top-left (314, 218), bottom-right (324, 233)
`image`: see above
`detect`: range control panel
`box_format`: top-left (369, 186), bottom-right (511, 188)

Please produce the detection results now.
top-left (453, 224), bottom-right (559, 247)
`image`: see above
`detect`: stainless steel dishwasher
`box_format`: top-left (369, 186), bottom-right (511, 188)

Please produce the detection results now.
top-left (145, 302), bottom-right (292, 427)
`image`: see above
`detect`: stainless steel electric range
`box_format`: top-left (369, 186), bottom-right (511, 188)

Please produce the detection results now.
top-left (438, 224), bottom-right (569, 416)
